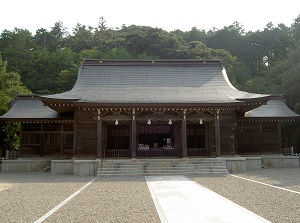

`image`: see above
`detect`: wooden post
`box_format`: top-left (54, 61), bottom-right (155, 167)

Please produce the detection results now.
top-left (181, 109), bottom-right (187, 157)
top-left (96, 109), bottom-right (102, 158)
top-left (131, 109), bottom-right (136, 158)
top-left (60, 123), bottom-right (63, 156)
top-left (260, 123), bottom-right (263, 155)
top-left (215, 109), bottom-right (221, 157)
top-left (73, 109), bottom-right (78, 157)
top-left (19, 123), bottom-right (23, 158)
top-left (40, 123), bottom-right (43, 157)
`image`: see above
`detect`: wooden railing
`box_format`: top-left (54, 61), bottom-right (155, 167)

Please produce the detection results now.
top-left (6, 150), bottom-right (20, 160)
top-left (187, 148), bottom-right (208, 156)
top-left (105, 147), bottom-right (208, 158)
top-left (137, 147), bottom-right (175, 157)
top-left (105, 149), bottom-right (130, 158)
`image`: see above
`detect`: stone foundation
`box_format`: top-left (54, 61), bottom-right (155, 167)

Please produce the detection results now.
top-left (261, 155), bottom-right (299, 168)
top-left (74, 160), bottom-right (98, 176)
top-left (51, 160), bottom-right (74, 174)
top-left (2, 155), bottom-right (298, 175)
top-left (1, 159), bottom-right (50, 172)
top-left (225, 155), bottom-right (299, 173)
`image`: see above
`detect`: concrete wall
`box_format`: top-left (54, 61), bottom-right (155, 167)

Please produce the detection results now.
top-left (225, 157), bottom-right (247, 173)
top-left (51, 160), bottom-right (74, 174)
top-left (225, 155), bottom-right (299, 173)
top-left (2, 156), bottom-right (298, 175)
top-left (51, 160), bottom-right (98, 176)
top-left (261, 155), bottom-right (299, 168)
top-left (74, 160), bottom-right (98, 176)
top-left (1, 159), bottom-right (50, 172)
top-left (245, 157), bottom-right (262, 171)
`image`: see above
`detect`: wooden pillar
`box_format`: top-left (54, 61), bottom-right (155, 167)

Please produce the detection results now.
top-left (277, 122), bottom-right (282, 153)
top-left (96, 109), bottom-right (102, 158)
top-left (205, 123), bottom-right (212, 156)
top-left (131, 109), bottom-right (136, 158)
top-left (260, 123), bottom-right (263, 155)
top-left (215, 110), bottom-right (221, 157)
top-left (73, 109), bottom-right (78, 157)
top-left (174, 122), bottom-right (181, 156)
top-left (19, 123), bottom-right (23, 158)
top-left (181, 109), bottom-right (187, 157)
top-left (40, 123), bottom-right (43, 157)
top-left (60, 123), bottom-right (63, 156)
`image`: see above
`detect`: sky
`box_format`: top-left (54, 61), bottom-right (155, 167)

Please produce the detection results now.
top-left (1, 0), bottom-right (300, 34)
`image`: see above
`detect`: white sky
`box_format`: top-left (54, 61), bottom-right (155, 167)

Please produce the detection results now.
top-left (1, 0), bottom-right (300, 34)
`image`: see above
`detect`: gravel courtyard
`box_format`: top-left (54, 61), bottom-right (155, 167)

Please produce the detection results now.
top-left (0, 168), bottom-right (300, 223)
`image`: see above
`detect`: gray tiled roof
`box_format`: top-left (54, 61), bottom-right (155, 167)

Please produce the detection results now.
top-left (0, 95), bottom-right (62, 121)
top-left (41, 60), bottom-right (269, 105)
top-left (245, 96), bottom-right (300, 119)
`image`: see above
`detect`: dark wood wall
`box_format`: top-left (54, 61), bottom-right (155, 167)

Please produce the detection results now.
top-left (19, 109), bottom-right (283, 158)
top-left (76, 109), bottom-right (97, 156)
top-left (236, 122), bottom-right (281, 154)
top-left (218, 111), bottom-right (236, 155)
top-left (21, 122), bottom-right (74, 158)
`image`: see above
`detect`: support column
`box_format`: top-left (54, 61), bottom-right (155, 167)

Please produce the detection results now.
top-left (40, 123), bottom-right (43, 157)
top-left (19, 123), bottom-right (23, 157)
top-left (131, 109), bottom-right (136, 158)
top-left (73, 109), bottom-right (78, 157)
top-left (60, 123), bottom-right (63, 156)
top-left (181, 109), bottom-right (187, 157)
top-left (96, 109), bottom-right (102, 158)
top-left (215, 109), bottom-right (221, 157)
top-left (260, 123), bottom-right (263, 155)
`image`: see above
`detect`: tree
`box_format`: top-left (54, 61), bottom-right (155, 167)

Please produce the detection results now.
top-left (0, 55), bottom-right (31, 157)
top-left (47, 21), bottom-right (69, 52)
top-left (0, 28), bottom-right (35, 76)
top-left (0, 56), bottom-right (31, 113)
top-left (68, 23), bottom-right (94, 53)
top-left (125, 27), bottom-right (183, 58)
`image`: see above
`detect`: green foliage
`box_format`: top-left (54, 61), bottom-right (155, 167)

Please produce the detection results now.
top-left (0, 56), bottom-right (31, 114)
top-left (0, 55), bottom-right (30, 155)
top-left (0, 122), bottom-right (20, 156)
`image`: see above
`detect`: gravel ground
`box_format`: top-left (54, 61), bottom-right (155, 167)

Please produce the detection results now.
top-left (43, 176), bottom-right (160, 223)
top-left (0, 172), bottom-right (95, 223)
top-left (0, 173), bottom-right (160, 223)
top-left (191, 168), bottom-right (300, 223)
top-left (1, 168), bottom-right (300, 223)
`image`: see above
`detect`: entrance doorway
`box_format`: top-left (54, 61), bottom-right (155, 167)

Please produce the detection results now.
top-left (137, 124), bottom-right (175, 157)
top-left (187, 124), bottom-right (207, 156)
top-left (106, 125), bottom-right (130, 157)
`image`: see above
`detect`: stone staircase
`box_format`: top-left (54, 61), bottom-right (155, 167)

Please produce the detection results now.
top-left (97, 158), bottom-right (229, 176)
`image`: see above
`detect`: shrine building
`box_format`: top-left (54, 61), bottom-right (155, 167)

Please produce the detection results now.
top-left (1, 59), bottom-right (299, 174)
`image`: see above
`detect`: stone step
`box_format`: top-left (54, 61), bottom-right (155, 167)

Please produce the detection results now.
top-left (97, 170), bottom-right (229, 176)
top-left (97, 167), bottom-right (228, 175)
top-left (97, 158), bottom-right (229, 176)
top-left (99, 165), bottom-right (227, 171)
